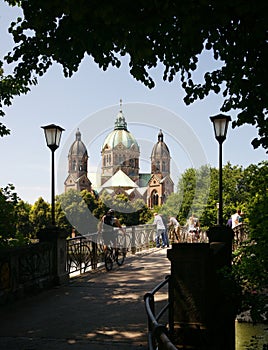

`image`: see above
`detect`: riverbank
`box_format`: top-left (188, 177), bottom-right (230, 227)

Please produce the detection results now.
top-left (236, 321), bottom-right (268, 350)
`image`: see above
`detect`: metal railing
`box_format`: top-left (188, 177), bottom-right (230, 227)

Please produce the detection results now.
top-left (67, 224), bottom-right (156, 277)
top-left (144, 275), bottom-right (178, 350)
top-left (232, 223), bottom-right (249, 250)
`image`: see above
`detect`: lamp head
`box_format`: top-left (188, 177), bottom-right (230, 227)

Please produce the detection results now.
top-left (210, 114), bottom-right (231, 143)
top-left (41, 124), bottom-right (65, 151)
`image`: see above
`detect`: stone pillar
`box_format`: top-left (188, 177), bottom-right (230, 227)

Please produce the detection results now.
top-left (37, 227), bottom-right (69, 285)
top-left (167, 243), bottom-right (211, 348)
top-left (167, 229), bottom-right (237, 350)
top-left (206, 225), bottom-right (236, 350)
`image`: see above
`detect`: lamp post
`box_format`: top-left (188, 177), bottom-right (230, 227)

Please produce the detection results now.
top-left (41, 124), bottom-right (64, 226)
top-left (210, 114), bottom-right (231, 226)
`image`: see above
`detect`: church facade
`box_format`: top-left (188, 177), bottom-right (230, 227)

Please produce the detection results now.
top-left (64, 106), bottom-right (174, 208)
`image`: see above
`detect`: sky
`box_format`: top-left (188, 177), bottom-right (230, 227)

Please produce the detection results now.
top-left (0, 1), bottom-right (266, 204)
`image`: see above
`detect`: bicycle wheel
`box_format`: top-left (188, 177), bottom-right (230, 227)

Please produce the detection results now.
top-left (104, 250), bottom-right (113, 271)
top-left (115, 248), bottom-right (125, 266)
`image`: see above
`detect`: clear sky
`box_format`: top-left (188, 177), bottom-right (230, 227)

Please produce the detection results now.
top-left (0, 1), bottom-right (266, 204)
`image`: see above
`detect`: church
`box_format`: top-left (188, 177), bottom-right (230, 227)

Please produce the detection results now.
top-left (64, 105), bottom-right (174, 208)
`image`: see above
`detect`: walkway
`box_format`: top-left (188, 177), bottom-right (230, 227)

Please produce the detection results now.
top-left (0, 248), bottom-right (171, 350)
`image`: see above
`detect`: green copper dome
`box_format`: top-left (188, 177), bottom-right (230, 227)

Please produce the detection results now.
top-left (102, 110), bottom-right (139, 151)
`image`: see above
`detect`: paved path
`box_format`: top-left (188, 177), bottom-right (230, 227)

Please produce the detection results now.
top-left (0, 248), bottom-right (171, 350)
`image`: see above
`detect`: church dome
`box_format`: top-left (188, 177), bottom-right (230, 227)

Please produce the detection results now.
top-left (151, 130), bottom-right (170, 158)
top-left (68, 129), bottom-right (88, 157)
top-left (102, 110), bottom-right (139, 151)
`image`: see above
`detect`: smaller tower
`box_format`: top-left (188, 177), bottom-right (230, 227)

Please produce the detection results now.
top-left (148, 130), bottom-right (174, 208)
top-left (151, 129), bottom-right (171, 176)
top-left (64, 129), bottom-right (92, 193)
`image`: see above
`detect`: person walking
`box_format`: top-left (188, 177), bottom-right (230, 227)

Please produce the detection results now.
top-left (160, 214), bottom-right (170, 247)
top-left (153, 213), bottom-right (168, 248)
top-left (168, 216), bottom-right (180, 243)
top-left (231, 209), bottom-right (242, 229)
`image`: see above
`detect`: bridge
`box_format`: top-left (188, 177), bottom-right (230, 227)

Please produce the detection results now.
top-left (0, 248), bottom-right (170, 350)
top-left (0, 223), bottom-right (248, 350)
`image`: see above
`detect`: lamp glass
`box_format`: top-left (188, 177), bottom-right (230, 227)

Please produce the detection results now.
top-left (210, 114), bottom-right (231, 142)
top-left (42, 124), bottom-right (64, 149)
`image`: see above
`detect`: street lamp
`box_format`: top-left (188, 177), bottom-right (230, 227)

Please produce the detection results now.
top-left (41, 124), bottom-right (64, 226)
top-left (210, 114), bottom-right (231, 226)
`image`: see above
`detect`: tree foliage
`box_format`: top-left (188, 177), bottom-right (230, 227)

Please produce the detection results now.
top-left (231, 161), bottom-right (268, 322)
top-left (0, 183), bottom-right (19, 242)
top-left (15, 200), bottom-right (33, 237)
top-left (29, 197), bottom-right (51, 237)
top-left (1, 0), bottom-right (268, 149)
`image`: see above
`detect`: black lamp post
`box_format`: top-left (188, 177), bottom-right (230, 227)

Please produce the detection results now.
top-left (41, 124), bottom-right (64, 226)
top-left (210, 114), bottom-right (231, 226)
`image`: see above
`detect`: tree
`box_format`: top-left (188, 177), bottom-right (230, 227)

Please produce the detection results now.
top-left (0, 184), bottom-right (19, 244)
top-left (174, 166), bottom-right (211, 226)
top-left (29, 197), bottom-right (51, 237)
top-left (15, 200), bottom-right (33, 238)
top-left (2, 0), bottom-right (268, 150)
top-left (96, 192), bottom-right (150, 226)
top-left (232, 161), bottom-right (268, 322)
top-left (56, 189), bottom-right (99, 236)
top-left (0, 63), bottom-right (36, 136)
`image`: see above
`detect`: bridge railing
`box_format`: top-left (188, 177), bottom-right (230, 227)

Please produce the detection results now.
top-left (67, 224), bottom-right (156, 277)
top-left (232, 223), bottom-right (249, 250)
top-left (144, 275), bottom-right (178, 350)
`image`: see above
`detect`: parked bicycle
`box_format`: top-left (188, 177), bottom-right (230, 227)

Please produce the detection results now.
top-left (104, 246), bottom-right (126, 271)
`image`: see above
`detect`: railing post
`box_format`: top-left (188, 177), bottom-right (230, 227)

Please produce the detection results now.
top-left (91, 240), bottom-right (97, 270)
top-left (131, 226), bottom-right (136, 254)
top-left (37, 227), bottom-right (69, 285)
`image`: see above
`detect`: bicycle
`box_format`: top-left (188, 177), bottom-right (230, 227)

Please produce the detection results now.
top-left (104, 246), bottom-right (126, 271)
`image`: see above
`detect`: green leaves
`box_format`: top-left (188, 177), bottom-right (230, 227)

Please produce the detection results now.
top-left (1, 1), bottom-right (268, 150)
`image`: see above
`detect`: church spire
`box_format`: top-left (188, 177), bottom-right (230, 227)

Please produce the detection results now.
top-left (114, 99), bottom-right (127, 130)
top-left (158, 129), bottom-right (164, 142)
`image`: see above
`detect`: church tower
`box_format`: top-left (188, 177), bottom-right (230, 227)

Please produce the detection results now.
top-left (151, 129), bottom-right (171, 176)
top-left (101, 103), bottom-right (140, 185)
top-left (64, 129), bottom-right (92, 193)
top-left (147, 130), bottom-right (174, 207)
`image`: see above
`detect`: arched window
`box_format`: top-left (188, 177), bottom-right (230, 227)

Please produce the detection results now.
top-left (129, 158), bottom-right (134, 168)
top-left (151, 191), bottom-right (159, 206)
top-left (72, 160), bottom-right (76, 171)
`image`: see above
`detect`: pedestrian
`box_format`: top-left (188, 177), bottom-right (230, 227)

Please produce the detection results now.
top-left (153, 213), bottom-right (168, 248)
top-left (187, 214), bottom-right (199, 232)
top-left (98, 209), bottom-right (125, 250)
top-left (187, 214), bottom-right (200, 242)
top-left (168, 216), bottom-right (180, 242)
top-left (226, 215), bottom-right (232, 228)
top-left (160, 214), bottom-right (170, 247)
top-left (231, 209), bottom-right (242, 229)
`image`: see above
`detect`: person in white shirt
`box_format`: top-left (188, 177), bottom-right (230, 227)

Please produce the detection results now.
top-left (153, 213), bottom-right (168, 248)
top-left (231, 209), bottom-right (242, 229)
top-left (168, 216), bottom-right (180, 242)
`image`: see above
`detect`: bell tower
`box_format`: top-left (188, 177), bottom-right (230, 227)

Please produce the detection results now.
top-left (148, 130), bottom-right (174, 208)
top-left (64, 129), bottom-right (92, 192)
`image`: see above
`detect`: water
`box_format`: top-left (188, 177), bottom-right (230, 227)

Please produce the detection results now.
top-left (236, 321), bottom-right (268, 349)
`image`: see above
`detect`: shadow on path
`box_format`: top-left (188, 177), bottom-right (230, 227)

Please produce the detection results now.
top-left (0, 248), bottom-right (171, 350)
